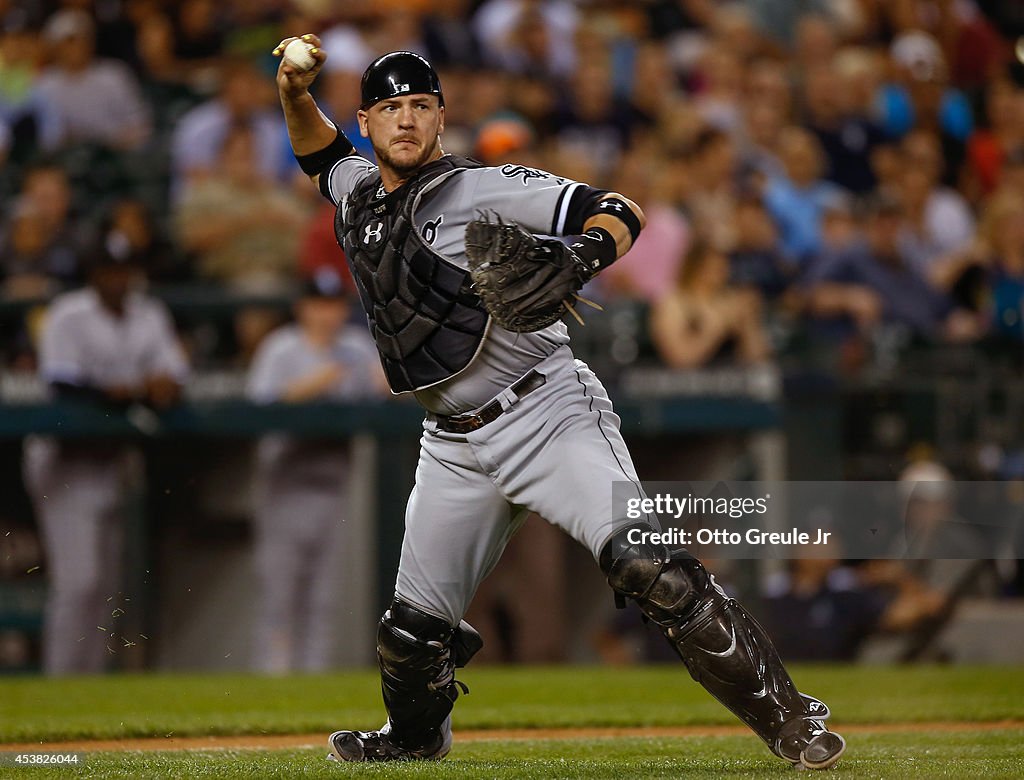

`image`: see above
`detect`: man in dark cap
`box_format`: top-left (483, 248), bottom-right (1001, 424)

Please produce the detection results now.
top-left (23, 241), bottom-right (188, 674)
top-left (246, 270), bottom-right (386, 673)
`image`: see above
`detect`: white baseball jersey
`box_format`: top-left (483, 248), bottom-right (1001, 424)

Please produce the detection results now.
top-left (247, 323), bottom-right (381, 484)
top-left (39, 288), bottom-right (189, 389)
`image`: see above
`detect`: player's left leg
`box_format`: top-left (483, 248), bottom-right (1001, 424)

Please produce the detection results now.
top-left (328, 425), bottom-right (524, 762)
top-left (481, 352), bottom-right (844, 770)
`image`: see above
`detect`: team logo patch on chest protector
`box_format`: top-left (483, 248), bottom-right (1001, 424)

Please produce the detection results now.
top-left (337, 156), bottom-right (489, 393)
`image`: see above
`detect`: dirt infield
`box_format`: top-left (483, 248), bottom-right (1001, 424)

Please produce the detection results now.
top-left (5, 721), bottom-right (1023, 753)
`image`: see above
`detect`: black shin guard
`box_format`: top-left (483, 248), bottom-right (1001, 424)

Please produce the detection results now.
top-left (600, 526), bottom-right (833, 763)
top-left (376, 598), bottom-right (482, 752)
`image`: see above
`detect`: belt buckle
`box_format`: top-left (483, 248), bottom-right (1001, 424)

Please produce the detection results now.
top-left (443, 409), bottom-right (485, 433)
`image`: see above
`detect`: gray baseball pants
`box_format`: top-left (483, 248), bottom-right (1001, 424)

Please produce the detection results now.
top-left (394, 346), bottom-right (644, 625)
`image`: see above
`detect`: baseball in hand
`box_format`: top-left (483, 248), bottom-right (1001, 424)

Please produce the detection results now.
top-left (283, 39), bottom-right (316, 71)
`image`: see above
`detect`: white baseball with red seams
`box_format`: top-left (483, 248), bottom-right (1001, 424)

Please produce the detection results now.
top-left (283, 39), bottom-right (316, 71)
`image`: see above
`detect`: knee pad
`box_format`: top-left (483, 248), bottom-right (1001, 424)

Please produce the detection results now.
top-left (599, 523), bottom-right (722, 627)
top-left (377, 599), bottom-right (483, 685)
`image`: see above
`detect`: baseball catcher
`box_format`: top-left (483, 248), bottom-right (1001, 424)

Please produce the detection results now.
top-left (273, 36), bottom-right (846, 771)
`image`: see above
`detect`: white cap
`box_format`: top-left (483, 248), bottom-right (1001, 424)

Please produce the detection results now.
top-left (891, 30), bottom-right (945, 81)
top-left (43, 9), bottom-right (95, 43)
top-left (899, 461), bottom-right (954, 501)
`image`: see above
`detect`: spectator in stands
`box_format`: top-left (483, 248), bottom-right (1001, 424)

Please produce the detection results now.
top-left (298, 202), bottom-right (355, 293)
top-left (996, 146), bottom-right (1024, 203)
top-left (897, 129), bottom-right (975, 270)
top-left (553, 55), bottom-right (641, 180)
top-left (0, 201), bottom-right (63, 300)
top-left (740, 59), bottom-right (791, 180)
top-left (758, 556), bottom-right (946, 662)
top-left (473, 114), bottom-right (538, 166)
top-left (23, 242), bottom-right (188, 675)
top-left (247, 269), bottom-right (385, 673)
top-left (729, 197), bottom-right (796, 301)
top-left (682, 127), bottom-right (742, 252)
top-left (508, 72), bottom-right (557, 139)
top-left (631, 40), bottom-right (685, 126)
top-left (762, 125), bottom-right (847, 265)
top-left (170, 60), bottom-right (286, 196)
top-left (423, 0), bottom-right (482, 68)
top-left (819, 191), bottom-right (860, 253)
top-left (176, 124), bottom-right (309, 365)
top-left (803, 193), bottom-right (980, 343)
top-left (965, 74), bottom-right (1024, 200)
top-left (100, 198), bottom-right (184, 283)
top-left (316, 67), bottom-right (374, 161)
top-left (35, 9), bottom-right (151, 151)
top-left (474, 0), bottom-right (578, 79)
top-left (172, 0), bottom-right (224, 65)
top-left (802, 60), bottom-right (886, 194)
top-left (877, 31), bottom-right (973, 183)
top-left (692, 43), bottom-right (745, 134)
top-left (1, 164), bottom-right (85, 289)
top-left (773, 4), bottom-right (835, 51)
top-left (597, 146), bottom-right (690, 303)
top-left (0, 14), bottom-right (62, 158)
top-left (651, 240), bottom-right (771, 369)
top-left (933, 191), bottom-right (1024, 343)
top-left (898, 461), bottom-right (1005, 590)
top-left (175, 125), bottom-right (309, 291)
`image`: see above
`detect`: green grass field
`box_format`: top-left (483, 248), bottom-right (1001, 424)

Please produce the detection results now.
top-left (2, 666), bottom-right (1022, 778)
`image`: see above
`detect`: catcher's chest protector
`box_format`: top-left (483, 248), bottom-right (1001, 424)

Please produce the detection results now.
top-left (337, 155), bottom-right (490, 393)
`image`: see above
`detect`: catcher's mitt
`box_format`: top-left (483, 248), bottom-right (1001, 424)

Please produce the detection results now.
top-left (464, 214), bottom-right (599, 333)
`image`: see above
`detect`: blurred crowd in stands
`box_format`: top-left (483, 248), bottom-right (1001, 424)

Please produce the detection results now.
top-left (5, 0), bottom-right (1024, 674)
top-left (2, 0), bottom-right (1024, 375)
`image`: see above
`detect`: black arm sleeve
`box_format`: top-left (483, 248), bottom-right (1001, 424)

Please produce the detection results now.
top-left (295, 129), bottom-right (355, 177)
top-left (557, 185), bottom-right (610, 235)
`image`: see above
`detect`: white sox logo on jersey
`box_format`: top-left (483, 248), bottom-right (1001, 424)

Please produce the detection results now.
top-left (499, 164), bottom-right (566, 186)
top-left (421, 215), bottom-right (444, 245)
top-left (363, 220), bottom-right (385, 247)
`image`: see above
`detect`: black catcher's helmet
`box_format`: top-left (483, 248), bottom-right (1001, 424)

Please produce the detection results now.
top-left (360, 51), bottom-right (444, 110)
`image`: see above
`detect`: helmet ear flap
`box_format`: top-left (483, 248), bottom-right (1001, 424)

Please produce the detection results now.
top-left (360, 51), bottom-right (444, 109)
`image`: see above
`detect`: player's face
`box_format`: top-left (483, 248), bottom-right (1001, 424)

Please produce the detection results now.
top-left (358, 95), bottom-right (445, 176)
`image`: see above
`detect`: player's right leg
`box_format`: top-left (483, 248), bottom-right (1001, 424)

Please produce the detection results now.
top-left (483, 355), bottom-right (845, 770)
top-left (599, 525), bottom-right (846, 770)
top-left (328, 426), bottom-right (523, 762)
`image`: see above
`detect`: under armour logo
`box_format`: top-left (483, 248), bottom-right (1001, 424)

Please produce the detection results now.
top-left (600, 200), bottom-right (624, 212)
top-left (364, 221), bottom-right (384, 245)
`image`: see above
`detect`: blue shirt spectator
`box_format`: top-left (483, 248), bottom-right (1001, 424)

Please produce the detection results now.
top-left (763, 126), bottom-right (846, 264)
top-left (803, 196), bottom-right (955, 340)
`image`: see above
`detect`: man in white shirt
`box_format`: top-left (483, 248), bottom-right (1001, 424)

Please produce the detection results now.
top-left (23, 245), bottom-right (188, 674)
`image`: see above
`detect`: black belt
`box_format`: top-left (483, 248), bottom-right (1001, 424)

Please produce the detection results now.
top-left (434, 371), bottom-right (546, 434)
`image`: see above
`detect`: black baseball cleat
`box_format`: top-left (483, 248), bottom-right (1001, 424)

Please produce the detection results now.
top-left (326, 717), bottom-right (452, 762)
top-left (773, 696), bottom-right (846, 771)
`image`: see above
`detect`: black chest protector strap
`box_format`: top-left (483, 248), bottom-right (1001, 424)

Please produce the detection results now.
top-left (338, 155), bottom-right (490, 394)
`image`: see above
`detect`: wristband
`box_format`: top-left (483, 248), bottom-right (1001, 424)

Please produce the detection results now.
top-left (295, 129), bottom-right (354, 176)
top-left (567, 226), bottom-right (618, 276)
top-left (595, 197), bottom-right (642, 243)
